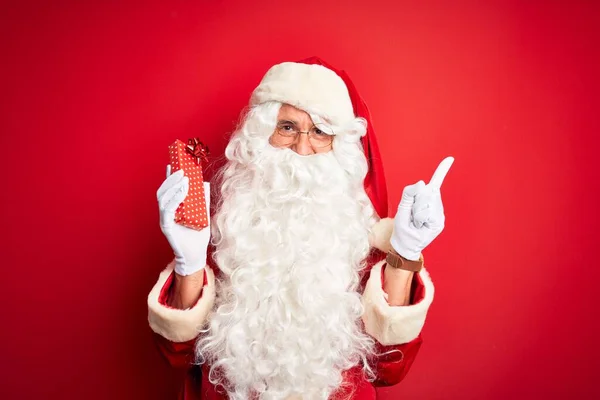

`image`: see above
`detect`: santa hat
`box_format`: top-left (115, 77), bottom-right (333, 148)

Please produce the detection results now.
top-left (250, 57), bottom-right (389, 219)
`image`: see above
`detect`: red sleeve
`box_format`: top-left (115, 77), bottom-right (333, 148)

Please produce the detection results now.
top-left (371, 269), bottom-right (427, 386)
top-left (151, 269), bottom-right (207, 369)
top-left (153, 333), bottom-right (198, 370)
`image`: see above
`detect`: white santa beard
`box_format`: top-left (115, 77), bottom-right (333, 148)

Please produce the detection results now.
top-left (198, 146), bottom-right (375, 400)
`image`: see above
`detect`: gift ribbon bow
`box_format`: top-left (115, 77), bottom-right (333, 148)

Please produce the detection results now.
top-left (185, 138), bottom-right (209, 166)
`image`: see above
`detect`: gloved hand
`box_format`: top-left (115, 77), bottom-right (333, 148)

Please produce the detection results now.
top-left (390, 157), bottom-right (454, 261)
top-left (157, 165), bottom-right (211, 276)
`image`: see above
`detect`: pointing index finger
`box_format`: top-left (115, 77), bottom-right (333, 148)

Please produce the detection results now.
top-left (428, 156), bottom-right (454, 189)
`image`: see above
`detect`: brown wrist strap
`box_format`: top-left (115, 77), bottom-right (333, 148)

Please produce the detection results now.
top-left (386, 248), bottom-right (424, 272)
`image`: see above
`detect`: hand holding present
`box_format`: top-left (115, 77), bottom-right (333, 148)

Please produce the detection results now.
top-left (157, 139), bottom-right (211, 277)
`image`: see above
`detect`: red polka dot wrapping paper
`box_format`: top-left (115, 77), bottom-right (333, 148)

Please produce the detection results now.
top-left (168, 139), bottom-right (208, 231)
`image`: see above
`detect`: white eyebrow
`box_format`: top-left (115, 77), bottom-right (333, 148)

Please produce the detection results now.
top-left (277, 119), bottom-right (298, 125)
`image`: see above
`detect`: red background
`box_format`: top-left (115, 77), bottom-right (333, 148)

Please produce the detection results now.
top-left (1, 1), bottom-right (599, 399)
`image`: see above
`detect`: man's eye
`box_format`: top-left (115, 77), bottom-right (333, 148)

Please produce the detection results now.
top-left (313, 128), bottom-right (325, 135)
top-left (281, 125), bottom-right (293, 131)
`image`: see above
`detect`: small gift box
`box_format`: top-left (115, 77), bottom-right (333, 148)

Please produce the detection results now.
top-left (168, 138), bottom-right (210, 231)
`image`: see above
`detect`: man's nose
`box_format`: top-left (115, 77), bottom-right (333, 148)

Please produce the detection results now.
top-left (292, 133), bottom-right (314, 155)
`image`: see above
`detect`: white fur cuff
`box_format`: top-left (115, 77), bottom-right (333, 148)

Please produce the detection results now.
top-left (362, 260), bottom-right (434, 346)
top-left (368, 217), bottom-right (394, 253)
top-left (147, 261), bottom-right (216, 343)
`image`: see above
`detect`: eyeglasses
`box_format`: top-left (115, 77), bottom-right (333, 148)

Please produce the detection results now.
top-left (274, 122), bottom-right (335, 148)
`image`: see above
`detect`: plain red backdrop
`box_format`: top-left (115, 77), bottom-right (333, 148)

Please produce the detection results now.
top-left (1, 1), bottom-right (599, 399)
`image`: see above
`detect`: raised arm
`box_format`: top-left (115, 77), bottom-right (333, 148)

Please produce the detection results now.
top-left (148, 166), bottom-right (215, 366)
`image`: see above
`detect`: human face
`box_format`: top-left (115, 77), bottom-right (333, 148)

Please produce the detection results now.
top-left (269, 104), bottom-right (334, 155)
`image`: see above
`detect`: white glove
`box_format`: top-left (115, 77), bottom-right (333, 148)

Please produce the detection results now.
top-left (390, 157), bottom-right (454, 261)
top-left (156, 165), bottom-right (211, 276)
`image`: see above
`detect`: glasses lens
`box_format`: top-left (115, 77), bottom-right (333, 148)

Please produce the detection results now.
top-left (309, 135), bottom-right (333, 147)
top-left (277, 124), bottom-right (297, 137)
top-left (309, 125), bottom-right (334, 147)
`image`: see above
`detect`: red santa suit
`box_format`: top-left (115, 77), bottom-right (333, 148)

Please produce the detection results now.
top-left (147, 58), bottom-right (435, 399)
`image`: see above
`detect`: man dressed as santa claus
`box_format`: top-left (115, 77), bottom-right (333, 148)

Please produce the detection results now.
top-left (148, 57), bottom-right (453, 400)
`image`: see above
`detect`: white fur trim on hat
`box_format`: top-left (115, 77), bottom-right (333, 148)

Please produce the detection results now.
top-left (362, 261), bottom-right (435, 345)
top-left (147, 261), bottom-right (216, 343)
top-left (250, 62), bottom-right (355, 127)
